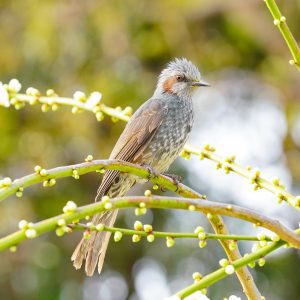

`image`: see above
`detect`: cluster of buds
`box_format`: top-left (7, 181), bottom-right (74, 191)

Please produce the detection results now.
top-left (18, 220), bottom-right (37, 239)
top-left (1, 79), bottom-right (23, 109)
top-left (85, 154), bottom-right (93, 162)
top-left (43, 178), bottom-right (56, 187)
top-left (8, 79), bottom-right (22, 94)
top-left (194, 226), bottom-right (207, 248)
top-left (143, 223), bottom-right (155, 242)
top-left (250, 168), bottom-right (261, 191)
top-left (132, 220), bottom-right (143, 243)
top-left (63, 201), bottom-right (77, 213)
top-left (198, 144), bottom-right (216, 160)
top-left (273, 16), bottom-right (286, 26)
top-left (102, 195), bottom-right (112, 210)
top-left (179, 149), bottom-right (191, 160)
top-left (222, 155), bottom-right (236, 174)
top-left (203, 144), bottom-right (216, 153)
top-left (192, 272), bottom-right (203, 283)
top-left (16, 187), bottom-right (24, 198)
top-left (276, 192), bottom-right (287, 204)
top-left (272, 177), bottom-right (285, 189)
top-left (72, 169), bottom-right (80, 180)
top-left (55, 219), bottom-right (71, 237)
top-left (135, 201), bottom-right (147, 216)
top-left (131, 221), bottom-right (155, 243)
top-left (34, 165), bottom-right (48, 177)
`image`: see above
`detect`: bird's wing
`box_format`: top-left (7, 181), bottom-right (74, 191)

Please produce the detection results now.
top-left (95, 98), bottom-right (167, 201)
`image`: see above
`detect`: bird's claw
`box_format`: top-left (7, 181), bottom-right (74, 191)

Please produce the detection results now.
top-left (140, 163), bottom-right (158, 181)
top-left (163, 173), bottom-right (182, 192)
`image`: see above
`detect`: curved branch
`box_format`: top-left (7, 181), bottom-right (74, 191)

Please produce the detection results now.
top-left (0, 196), bottom-right (298, 251)
top-left (0, 159), bottom-right (203, 202)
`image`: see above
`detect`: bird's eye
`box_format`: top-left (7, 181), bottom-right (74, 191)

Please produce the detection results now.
top-left (176, 75), bottom-right (183, 81)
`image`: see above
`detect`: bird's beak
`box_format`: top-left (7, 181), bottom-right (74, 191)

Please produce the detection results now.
top-left (191, 79), bottom-right (210, 87)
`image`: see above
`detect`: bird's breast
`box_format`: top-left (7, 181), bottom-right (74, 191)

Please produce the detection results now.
top-left (142, 98), bottom-right (193, 172)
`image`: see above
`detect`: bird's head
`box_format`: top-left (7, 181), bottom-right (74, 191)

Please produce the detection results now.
top-left (155, 58), bottom-right (209, 98)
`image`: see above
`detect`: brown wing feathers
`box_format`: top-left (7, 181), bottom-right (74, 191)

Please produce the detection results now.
top-left (96, 99), bottom-right (166, 201)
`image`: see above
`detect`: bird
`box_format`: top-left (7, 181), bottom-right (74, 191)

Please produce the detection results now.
top-left (71, 58), bottom-right (209, 276)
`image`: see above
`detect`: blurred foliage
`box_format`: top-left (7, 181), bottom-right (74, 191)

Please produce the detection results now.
top-left (0, 1), bottom-right (300, 299)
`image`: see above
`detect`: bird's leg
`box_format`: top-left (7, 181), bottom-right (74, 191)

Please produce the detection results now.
top-left (140, 163), bottom-right (158, 181)
top-left (162, 173), bottom-right (182, 192)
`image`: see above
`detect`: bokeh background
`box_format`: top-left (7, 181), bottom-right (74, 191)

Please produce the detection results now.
top-left (0, 1), bottom-right (300, 299)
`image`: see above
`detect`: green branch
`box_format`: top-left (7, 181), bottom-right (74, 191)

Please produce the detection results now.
top-left (0, 159), bottom-right (204, 202)
top-left (264, 0), bottom-right (300, 71)
top-left (182, 144), bottom-right (300, 212)
top-left (1, 160), bottom-right (297, 246)
top-left (175, 231), bottom-right (293, 299)
top-left (70, 223), bottom-right (272, 242)
top-left (0, 196), bottom-right (298, 251)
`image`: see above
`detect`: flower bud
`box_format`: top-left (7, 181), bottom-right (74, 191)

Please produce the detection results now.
top-left (143, 224), bottom-right (153, 233)
top-left (194, 226), bottom-right (204, 234)
top-left (18, 220), bottom-right (28, 230)
top-left (132, 234), bottom-right (141, 242)
top-left (144, 190), bottom-right (152, 197)
top-left (134, 221), bottom-right (143, 231)
top-left (96, 224), bottom-right (104, 231)
top-left (147, 234), bottom-right (155, 242)
top-left (25, 228), bottom-right (37, 239)
top-left (166, 237), bottom-right (175, 248)
top-left (63, 201), bottom-right (77, 213)
top-left (192, 272), bottom-right (202, 281)
top-left (57, 219), bottom-right (66, 227)
top-left (198, 240), bottom-right (207, 248)
top-left (219, 258), bottom-right (229, 267)
top-left (73, 91), bottom-right (86, 102)
top-left (224, 265), bottom-right (235, 275)
top-left (114, 231), bottom-right (123, 242)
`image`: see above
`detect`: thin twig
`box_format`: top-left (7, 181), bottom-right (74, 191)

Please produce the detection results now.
top-left (264, 0), bottom-right (300, 71)
top-left (70, 223), bottom-right (273, 242)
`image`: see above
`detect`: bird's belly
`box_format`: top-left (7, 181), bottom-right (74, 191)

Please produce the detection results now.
top-left (142, 117), bottom-right (192, 173)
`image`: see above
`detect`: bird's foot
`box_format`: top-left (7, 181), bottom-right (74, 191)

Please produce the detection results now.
top-left (140, 163), bottom-right (158, 181)
top-left (163, 173), bottom-right (182, 192)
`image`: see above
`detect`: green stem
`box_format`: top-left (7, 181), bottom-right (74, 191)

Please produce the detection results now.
top-left (1, 196), bottom-right (298, 251)
top-left (264, 0), bottom-right (300, 71)
top-left (183, 144), bottom-right (300, 211)
top-left (14, 93), bottom-right (130, 122)
top-left (175, 228), bottom-right (300, 298)
top-left (71, 223), bottom-right (271, 241)
top-left (0, 159), bottom-right (204, 202)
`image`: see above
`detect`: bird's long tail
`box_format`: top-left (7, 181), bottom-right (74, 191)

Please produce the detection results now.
top-left (71, 210), bottom-right (118, 276)
top-left (71, 174), bottom-right (135, 276)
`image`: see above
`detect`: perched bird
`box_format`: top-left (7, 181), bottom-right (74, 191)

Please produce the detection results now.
top-left (71, 58), bottom-right (209, 276)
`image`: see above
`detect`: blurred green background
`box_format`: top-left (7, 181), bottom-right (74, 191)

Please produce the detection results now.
top-left (0, 1), bottom-right (300, 299)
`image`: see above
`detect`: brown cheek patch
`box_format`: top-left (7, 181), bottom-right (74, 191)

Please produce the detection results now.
top-left (163, 76), bottom-right (177, 94)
